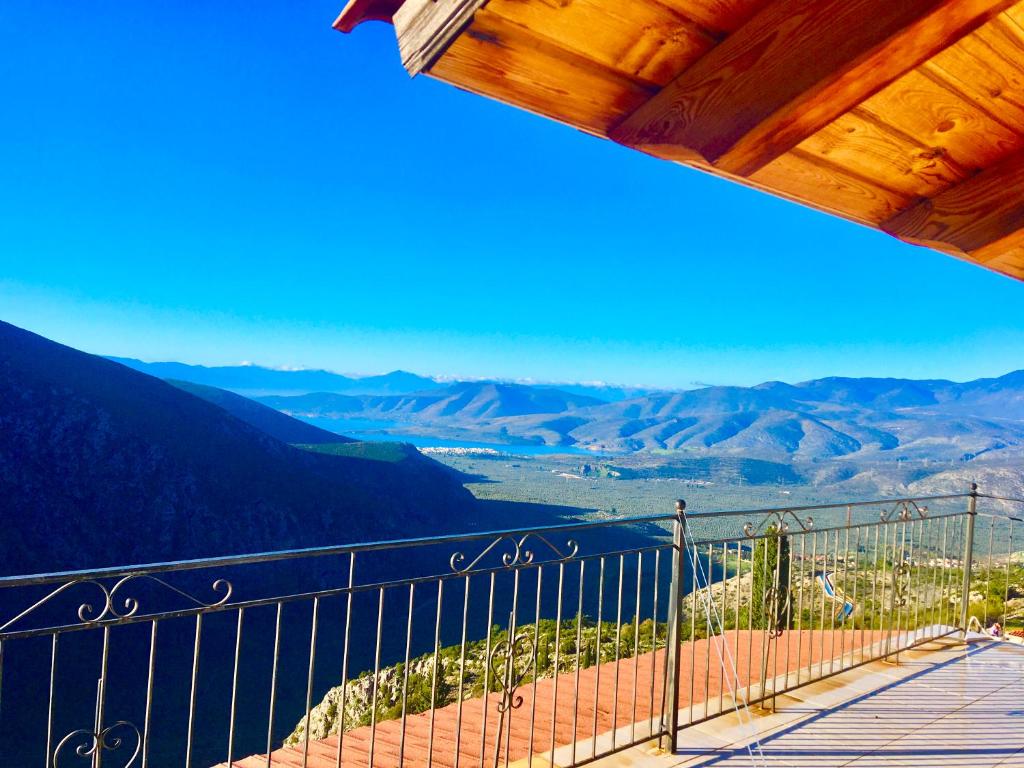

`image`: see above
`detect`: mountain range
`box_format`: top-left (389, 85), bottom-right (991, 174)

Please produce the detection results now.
top-left (249, 375), bottom-right (1024, 466)
top-left (108, 357), bottom-right (446, 397)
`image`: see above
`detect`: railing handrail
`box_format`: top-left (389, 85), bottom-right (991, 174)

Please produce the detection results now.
top-left (0, 512), bottom-right (681, 588)
top-left (8, 489), bottom-right (1012, 588)
top-left (683, 492), bottom-right (973, 520)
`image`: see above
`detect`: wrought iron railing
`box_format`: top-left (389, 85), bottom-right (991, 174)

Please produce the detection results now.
top-left (1, 486), bottom-right (1020, 768)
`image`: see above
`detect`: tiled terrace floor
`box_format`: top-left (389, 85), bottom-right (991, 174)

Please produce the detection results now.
top-left (224, 629), bottom-right (896, 768)
top-left (617, 636), bottom-right (1024, 768)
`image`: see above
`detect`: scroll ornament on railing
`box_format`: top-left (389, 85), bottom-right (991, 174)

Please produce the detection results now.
top-left (0, 574), bottom-right (233, 632)
top-left (489, 631), bottom-right (536, 713)
top-left (54, 721), bottom-right (141, 768)
top-left (742, 509), bottom-right (813, 538)
top-left (891, 556), bottom-right (912, 608)
top-left (879, 500), bottom-right (929, 523)
top-left (449, 532), bottom-right (579, 574)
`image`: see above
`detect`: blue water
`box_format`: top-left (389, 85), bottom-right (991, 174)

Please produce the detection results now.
top-left (303, 416), bottom-right (609, 456)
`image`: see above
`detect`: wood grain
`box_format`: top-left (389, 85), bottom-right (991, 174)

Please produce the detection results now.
top-left (797, 109), bottom-right (968, 199)
top-left (395, 0), bottom-right (488, 75)
top-left (482, 0), bottom-right (718, 88)
top-left (610, 0), bottom-right (1017, 176)
top-left (882, 148), bottom-right (1024, 255)
top-left (428, 8), bottom-right (658, 134)
top-left (857, 68), bottom-right (1024, 178)
top-left (751, 150), bottom-right (915, 225)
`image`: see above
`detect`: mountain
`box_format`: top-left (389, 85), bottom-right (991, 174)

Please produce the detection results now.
top-left (108, 357), bottom-right (443, 396)
top-left (0, 322), bottom-right (475, 574)
top-left (255, 370), bottom-right (1024, 470)
top-left (260, 382), bottom-right (606, 423)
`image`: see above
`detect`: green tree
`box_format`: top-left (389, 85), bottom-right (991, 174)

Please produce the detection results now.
top-left (752, 524), bottom-right (791, 631)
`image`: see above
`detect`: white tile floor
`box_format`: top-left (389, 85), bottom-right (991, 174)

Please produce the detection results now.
top-left (599, 638), bottom-right (1024, 768)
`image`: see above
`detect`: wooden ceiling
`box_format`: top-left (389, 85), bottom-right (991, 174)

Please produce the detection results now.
top-left (336, 0), bottom-right (1024, 281)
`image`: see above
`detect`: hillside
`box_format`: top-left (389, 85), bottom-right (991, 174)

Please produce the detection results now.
top-left (167, 379), bottom-right (353, 444)
top-left (0, 322), bottom-right (475, 574)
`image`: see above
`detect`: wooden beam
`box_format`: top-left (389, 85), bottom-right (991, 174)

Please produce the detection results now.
top-left (394, 0), bottom-right (488, 76)
top-left (882, 149), bottom-right (1024, 258)
top-left (610, 0), bottom-right (1015, 177)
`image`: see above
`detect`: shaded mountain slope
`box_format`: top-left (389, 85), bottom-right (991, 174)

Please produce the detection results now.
top-left (168, 379), bottom-right (353, 444)
top-left (0, 322), bottom-right (474, 574)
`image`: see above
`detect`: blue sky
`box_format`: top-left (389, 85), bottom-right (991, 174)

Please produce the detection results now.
top-left (2, 1), bottom-right (1022, 388)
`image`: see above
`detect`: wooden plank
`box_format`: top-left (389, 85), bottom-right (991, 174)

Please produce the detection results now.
top-left (428, 8), bottom-right (658, 135)
top-left (610, 0), bottom-right (1016, 176)
top-left (796, 109), bottom-right (968, 199)
top-left (882, 148), bottom-right (1024, 255)
top-left (750, 149), bottom-right (915, 225)
top-left (924, 12), bottom-right (1024, 131)
top-left (482, 0), bottom-right (718, 88)
top-left (857, 68), bottom-right (1024, 179)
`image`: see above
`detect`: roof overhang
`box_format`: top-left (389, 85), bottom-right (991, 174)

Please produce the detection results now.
top-left (336, 0), bottom-right (1024, 282)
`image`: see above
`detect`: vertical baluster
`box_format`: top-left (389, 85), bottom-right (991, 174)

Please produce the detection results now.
top-left (838, 526), bottom-right (851, 670)
top-left (828, 527), bottom-right (840, 673)
top-left (781, 536), bottom-right (793, 694)
top-left (909, 520), bottom-right (922, 644)
top-left (399, 583), bottom-right (415, 768)
top-left (611, 554), bottom-right (624, 748)
top-left (795, 533), bottom-right (805, 686)
top-left (185, 615), bottom-right (202, 768)
top-left (142, 621), bottom-right (157, 768)
top-left (849, 527), bottom-right (862, 664)
top-left (504, 569), bottom-right (521, 768)
top-left (267, 603), bottom-right (283, 768)
top-left (335, 553), bottom-right (356, 768)
top-left (926, 518), bottom-right (941, 638)
top-left (45, 634), bottom-right (58, 768)
top-left (94, 626), bottom-right (111, 768)
top-left (479, 572), bottom-right (496, 768)
top-left (303, 598), bottom-right (321, 768)
top-left (870, 524), bottom-right (881, 658)
top-left (817, 529), bottom-right (829, 680)
top-left (427, 581), bottom-right (444, 768)
top-left (569, 561), bottom-right (585, 768)
top-left (703, 543), bottom-right (712, 720)
top-left (529, 566), bottom-right (542, 762)
top-left (1004, 521), bottom-right (1014, 627)
top-left (227, 609), bottom-right (245, 767)
top-left (649, 550), bottom-right (660, 742)
top-left (591, 558), bottom-right (605, 757)
top-left (765, 531), bottom-right (782, 710)
top-left (631, 551), bottom-right (642, 744)
top-left (985, 515), bottom-right (996, 629)
top-left (807, 531), bottom-right (817, 682)
top-left (716, 544), bottom-right (726, 715)
top-left (937, 517), bottom-right (951, 632)
top-left (549, 563), bottom-right (564, 763)
top-left (369, 589), bottom-right (386, 768)
top-left (688, 559), bottom-right (697, 724)
top-left (746, 537), bottom-right (754, 701)
top-left (733, 542), bottom-right (740, 700)
top-left (455, 575), bottom-right (471, 768)
top-left (878, 523), bottom-right (891, 659)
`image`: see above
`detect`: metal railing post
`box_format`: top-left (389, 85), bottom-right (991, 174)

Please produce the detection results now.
top-left (959, 483), bottom-right (978, 634)
top-left (663, 500), bottom-right (686, 753)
